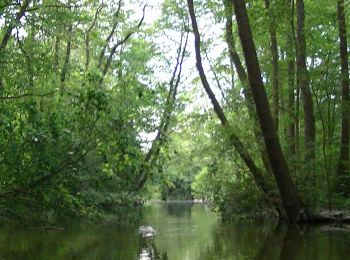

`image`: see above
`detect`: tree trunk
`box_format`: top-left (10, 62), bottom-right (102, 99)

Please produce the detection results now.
top-left (231, 0), bottom-right (307, 222)
top-left (188, 0), bottom-right (282, 213)
top-left (264, 0), bottom-right (280, 132)
top-left (54, 36), bottom-right (60, 73)
top-left (60, 23), bottom-right (73, 93)
top-left (296, 0), bottom-right (316, 169)
top-left (0, 0), bottom-right (31, 52)
top-left (336, 0), bottom-right (350, 195)
top-left (0, 0), bottom-right (31, 92)
top-left (223, 0), bottom-right (274, 178)
top-left (285, 0), bottom-right (297, 170)
top-left (287, 57), bottom-right (296, 156)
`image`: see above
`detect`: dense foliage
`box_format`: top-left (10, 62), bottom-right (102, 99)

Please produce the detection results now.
top-left (0, 0), bottom-right (349, 224)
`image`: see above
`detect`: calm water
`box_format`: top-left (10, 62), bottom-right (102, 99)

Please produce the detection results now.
top-left (0, 203), bottom-right (350, 259)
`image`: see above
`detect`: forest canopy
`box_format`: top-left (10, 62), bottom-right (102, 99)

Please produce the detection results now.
top-left (0, 0), bottom-right (349, 224)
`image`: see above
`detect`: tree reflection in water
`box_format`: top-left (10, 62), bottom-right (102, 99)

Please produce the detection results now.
top-left (195, 219), bottom-right (350, 260)
top-left (165, 202), bottom-right (192, 217)
top-left (254, 224), bottom-right (304, 260)
top-left (139, 236), bottom-right (168, 260)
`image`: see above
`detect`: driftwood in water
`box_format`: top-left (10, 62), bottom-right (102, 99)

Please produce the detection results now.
top-left (307, 210), bottom-right (350, 224)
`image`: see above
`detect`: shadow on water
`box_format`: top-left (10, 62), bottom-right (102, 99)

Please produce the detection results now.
top-left (197, 219), bottom-right (350, 260)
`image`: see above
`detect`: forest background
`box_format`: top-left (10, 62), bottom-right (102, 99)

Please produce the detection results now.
top-left (0, 0), bottom-right (349, 224)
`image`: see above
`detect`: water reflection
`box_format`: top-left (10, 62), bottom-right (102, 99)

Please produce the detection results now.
top-left (253, 224), bottom-right (304, 260)
top-left (0, 203), bottom-right (349, 259)
top-left (139, 237), bottom-right (168, 260)
top-left (204, 221), bottom-right (350, 260)
top-left (164, 202), bottom-right (192, 218)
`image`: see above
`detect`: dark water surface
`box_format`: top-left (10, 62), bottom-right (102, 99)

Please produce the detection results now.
top-left (0, 203), bottom-right (350, 259)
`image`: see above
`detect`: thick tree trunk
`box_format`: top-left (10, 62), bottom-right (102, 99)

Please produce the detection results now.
top-left (188, 0), bottom-right (282, 213)
top-left (296, 0), bottom-right (316, 168)
top-left (223, 0), bottom-right (274, 178)
top-left (336, 0), bottom-right (350, 195)
top-left (264, 0), bottom-right (280, 132)
top-left (231, 0), bottom-right (307, 221)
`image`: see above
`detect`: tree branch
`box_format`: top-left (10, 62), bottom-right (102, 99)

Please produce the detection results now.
top-left (101, 5), bottom-right (146, 78)
top-left (204, 49), bottom-right (229, 105)
top-left (85, 4), bottom-right (104, 70)
top-left (0, 0), bottom-right (31, 52)
top-left (97, 0), bottom-right (123, 69)
top-left (188, 0), bottom-right (282, 213)
top-left (135, 26), bottom-right (189, 190)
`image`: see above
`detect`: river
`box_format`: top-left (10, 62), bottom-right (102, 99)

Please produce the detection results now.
top-left (0, 202), bottom-right (349, 259)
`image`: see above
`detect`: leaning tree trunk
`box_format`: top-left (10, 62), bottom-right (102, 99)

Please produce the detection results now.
top-left (223, 0), bottom-right (274, 178)
top-left (336, 0), bottom-right (350, 195)
top-left (231, 0), bottom-right (308, 222)
top-left (188, 0), bottom-right (282, 213)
